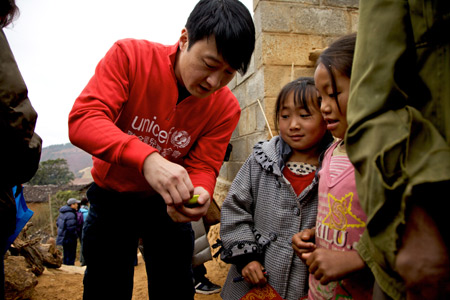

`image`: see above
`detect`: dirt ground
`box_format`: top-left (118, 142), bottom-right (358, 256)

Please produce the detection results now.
top-left (29, 225), bottom-right (230, 300)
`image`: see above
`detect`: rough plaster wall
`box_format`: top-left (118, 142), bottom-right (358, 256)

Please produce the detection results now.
top-left (213, 0), bottom-right (359, 204)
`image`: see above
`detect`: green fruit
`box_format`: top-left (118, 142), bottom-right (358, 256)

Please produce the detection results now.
top-left (186, 194), bottom-right (199, 207)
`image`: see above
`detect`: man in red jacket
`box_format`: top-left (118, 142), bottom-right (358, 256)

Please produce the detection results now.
top-left (68, 0), bottom-right (255, 299)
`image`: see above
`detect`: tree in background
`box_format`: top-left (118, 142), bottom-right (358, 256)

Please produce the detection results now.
top-left (28, 158), bottom-right (75, 185)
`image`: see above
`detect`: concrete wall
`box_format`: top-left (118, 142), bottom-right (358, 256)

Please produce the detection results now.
top-left (214, 0), bottom-right (359, 205)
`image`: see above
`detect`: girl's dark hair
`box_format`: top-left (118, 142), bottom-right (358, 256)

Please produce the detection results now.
top-left (0, 0), bottom-right (19, 28)
top-left (316, 33), bottom-right (356, 110)
top-left (80, 196), bottom-right (89, 206)
top-left (185, 0), bottom-right (255, 75)
top-left (274, 77), bottom-right (319, 131)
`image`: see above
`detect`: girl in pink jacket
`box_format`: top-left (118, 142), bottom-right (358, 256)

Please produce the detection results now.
top-left (292, 34), bottom-right (374, 300)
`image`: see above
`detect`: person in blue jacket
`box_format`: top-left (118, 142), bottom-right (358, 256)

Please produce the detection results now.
top-left (79, 196), bottom-right (89, 222)
top-left (56, 198), bottom-right (81, 265)
top-left (78, 196), bottom-right (89, 266)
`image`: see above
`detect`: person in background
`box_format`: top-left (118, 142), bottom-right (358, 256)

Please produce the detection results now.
top-left (56, 198), bottom-right (81, 266)
top-left (192, 218), bottom-right (221, 295)
top-left (78, 196), bottom-right (89, 266)
top-left (0, 1), bottom-right (42, 299)
top-left (219, 77), bottom-right (332, 300)
top-left (68, 0), bottom-right (255, 298)
top-left (292, 34), bottom-right (374, 299)
top-left (346, 1), bottom-right (450, 299)
top-left (79, 196), bottom-right (89, 222)
top-left (193, 143), bottom-right (232, 295)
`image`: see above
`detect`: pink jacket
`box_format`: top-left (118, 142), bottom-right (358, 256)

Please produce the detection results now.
top-left (308, 142), bottom-right (372, 299)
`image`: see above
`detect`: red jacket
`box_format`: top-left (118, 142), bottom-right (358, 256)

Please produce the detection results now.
top-left (68, 39), bottom-right (240, 197)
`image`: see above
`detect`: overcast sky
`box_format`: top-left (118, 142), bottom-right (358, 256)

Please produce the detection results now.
top-left (5, 0), bottom-right (254, 148)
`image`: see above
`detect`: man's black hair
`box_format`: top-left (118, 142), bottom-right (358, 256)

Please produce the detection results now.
top-left (185, 0), bottom-right (255, 75)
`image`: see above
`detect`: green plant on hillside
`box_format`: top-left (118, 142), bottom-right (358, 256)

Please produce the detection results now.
top-left (28, 158), bottom-right (75, 185)
top-left (28, 203), bottom-right (51, 235)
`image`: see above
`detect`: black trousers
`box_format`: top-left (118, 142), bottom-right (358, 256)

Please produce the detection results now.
top-left (82, 183), bottom-right (195, 300)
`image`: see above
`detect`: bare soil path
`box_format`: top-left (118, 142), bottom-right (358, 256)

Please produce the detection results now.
top-left (29, 225), bottom-right (230, 300)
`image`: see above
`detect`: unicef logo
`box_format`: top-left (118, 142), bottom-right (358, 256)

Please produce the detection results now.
top-left (171, 130), bottom-right (191, 148)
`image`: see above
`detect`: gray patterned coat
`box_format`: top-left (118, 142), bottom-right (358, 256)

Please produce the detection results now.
top-left (219, 136), bottom-right (319, 300)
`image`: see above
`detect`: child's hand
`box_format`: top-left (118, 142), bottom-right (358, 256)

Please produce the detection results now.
top-left (304, 248), bottom-right (365, 285)
top-left (292, 228), bottom-right (316, 262)
top-left (241, 261), bottom-right (267, 286)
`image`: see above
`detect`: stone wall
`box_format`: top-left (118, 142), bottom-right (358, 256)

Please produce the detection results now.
top-left (213, 0), bottom-right (359, 205)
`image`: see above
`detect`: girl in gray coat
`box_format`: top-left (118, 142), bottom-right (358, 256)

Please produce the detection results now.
top-left (219, 77), bottom-right (332, 300)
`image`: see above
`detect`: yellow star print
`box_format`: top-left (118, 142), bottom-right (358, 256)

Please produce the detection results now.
top-left (322, 192), bottom-right (366, 231)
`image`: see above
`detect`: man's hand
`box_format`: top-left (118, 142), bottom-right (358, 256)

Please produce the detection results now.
top-left (395, 204), bottom-right (450, 300)
top-left (241, 261), bottom-right (267, 286)
top-left (304, 249), bottom-right (365, 285)
top-left (292, 228), bottom-right (316, 263)
top-left (143, 152), bottom-right (194, 207)
top-left (167, 186), bottom-right (210, 223)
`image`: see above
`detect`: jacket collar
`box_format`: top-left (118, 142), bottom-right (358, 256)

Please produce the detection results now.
top-left (168, 42), bottom-right (179, 66)
top-left (253, 136), bottom-right (291, 176)
top-left (278, 136), bottom-right (292, 172)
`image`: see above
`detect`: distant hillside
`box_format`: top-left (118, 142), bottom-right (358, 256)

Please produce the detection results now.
top-left (41, 143), bottom-right (93, 179)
